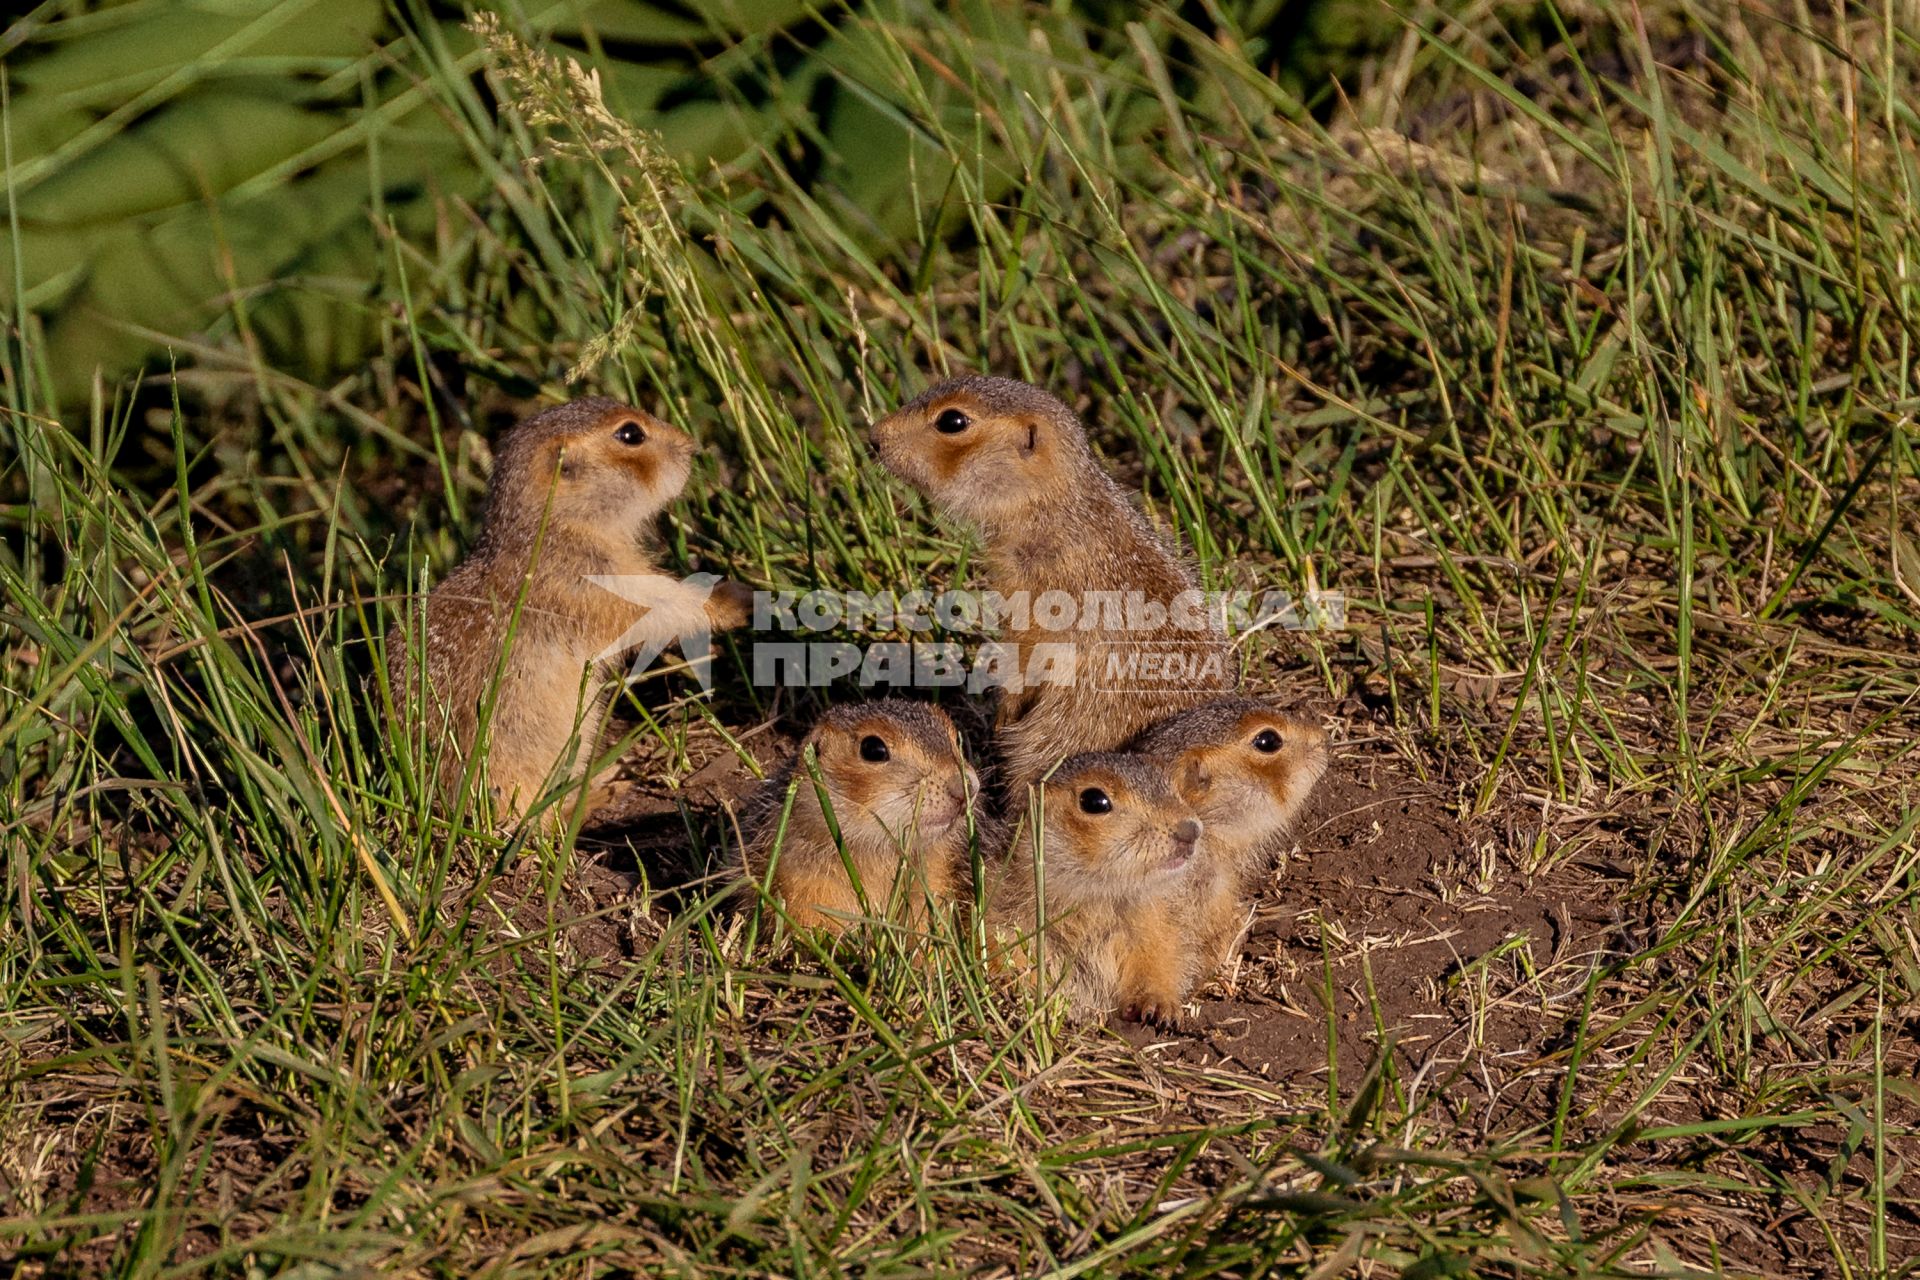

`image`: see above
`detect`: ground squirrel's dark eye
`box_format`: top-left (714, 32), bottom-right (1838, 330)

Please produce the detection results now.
top-left (1078, 787), bottom-right (1112, 815)
top-left (612, 420), bottom-right (647, 446)
top-left (934, 408), bottom-right (971, 434)
top-left (859, 735), bottom-right (890, 763)
top-left (1252, 728), bottom-right (1282, 754)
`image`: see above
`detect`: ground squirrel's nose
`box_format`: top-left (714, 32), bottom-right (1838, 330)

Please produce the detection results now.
top-left (1172, 818), bottom-right (1202, 845)
top-left (946, 768), bottom-right (975, 805)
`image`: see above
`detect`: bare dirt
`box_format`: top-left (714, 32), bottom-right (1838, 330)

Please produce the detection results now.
top-left (1113, 741), bottom-right (1629, 1123)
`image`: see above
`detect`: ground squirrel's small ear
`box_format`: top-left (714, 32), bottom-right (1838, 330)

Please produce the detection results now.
top-left (543, 439), bottom-right (577, 479)
top-left (1175, 753), bottom-right (1211, 803)
top-left (1022, 421), bottom-right (1039, 455)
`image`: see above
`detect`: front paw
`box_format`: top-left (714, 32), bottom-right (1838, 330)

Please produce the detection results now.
top-left (1118, 996), bottom-right (1186, 1029)
top-left (706, 579), bottom-right (756, 630)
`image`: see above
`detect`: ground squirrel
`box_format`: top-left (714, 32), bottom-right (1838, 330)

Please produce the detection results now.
top-left (1133, 698), bottom-right (1328, 974)
top-left (988, 752), bottom-right (1208, 1024)
top-left (742, 700), bottom-right (983, 934)
top-left (388, 397), bottom-right (752, 827)
top-left (870, 375), bottom-right (1235, 795)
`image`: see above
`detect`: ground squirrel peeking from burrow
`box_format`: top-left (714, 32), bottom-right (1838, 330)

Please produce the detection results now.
top-left (987, 751), bottom-right (1210, 1025)
top-left (740, 700), bottom-right (984, 935)
top-left (387, 397), bottom-right (753, 829)
top-left (1132, 698), bottom-right (1328, 975)
top-left (869, 374), bottom-right (1236, 797)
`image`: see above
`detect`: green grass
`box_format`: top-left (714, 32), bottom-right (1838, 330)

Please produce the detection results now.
top-left (3, 0), bottom-right (1918, 1274)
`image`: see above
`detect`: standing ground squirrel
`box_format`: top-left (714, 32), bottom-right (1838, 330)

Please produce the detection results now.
top-left (987, 752), bottom-right (1209, 1024)
top-left (388, 397), bottom-right (752, 827)
top-left (1133, 699), bottom-right (1328, 974)
top-left (742, 701), bottom-right (983, 934)
top-left (870, 375), bottom-right (1235, 795)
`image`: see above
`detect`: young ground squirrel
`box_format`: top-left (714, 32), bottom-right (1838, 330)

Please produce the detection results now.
top-left (870, 375), bottom-right (1235, 795)
top-left (742, 701), bottom-right (983, 934)
top-left (388, 397), bottom-right (752, 827)
top-left (987, 752), bottom-right (1208, 1024)
top-left (1133, 698), bottom-right (1328, 974)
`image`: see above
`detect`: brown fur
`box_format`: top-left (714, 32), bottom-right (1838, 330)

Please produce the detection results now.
top-left (741, 701), bottom-right (985, 934)
top-left (387, 397), bottom-right (752, 828)
top-left (987, 752), bottom-right (1208, 1024)
top-left (1132, 699), bottom-right (1328, 973)
top-left (870, 375), bottom-right (1235, 796)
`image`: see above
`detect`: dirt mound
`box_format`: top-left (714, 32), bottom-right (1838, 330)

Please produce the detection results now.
top-left (1113, 751), bottom-right (1623, 1108)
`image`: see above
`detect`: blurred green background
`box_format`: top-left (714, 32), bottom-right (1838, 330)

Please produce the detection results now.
top-left (2, 0), bottom-right (1400, 404)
